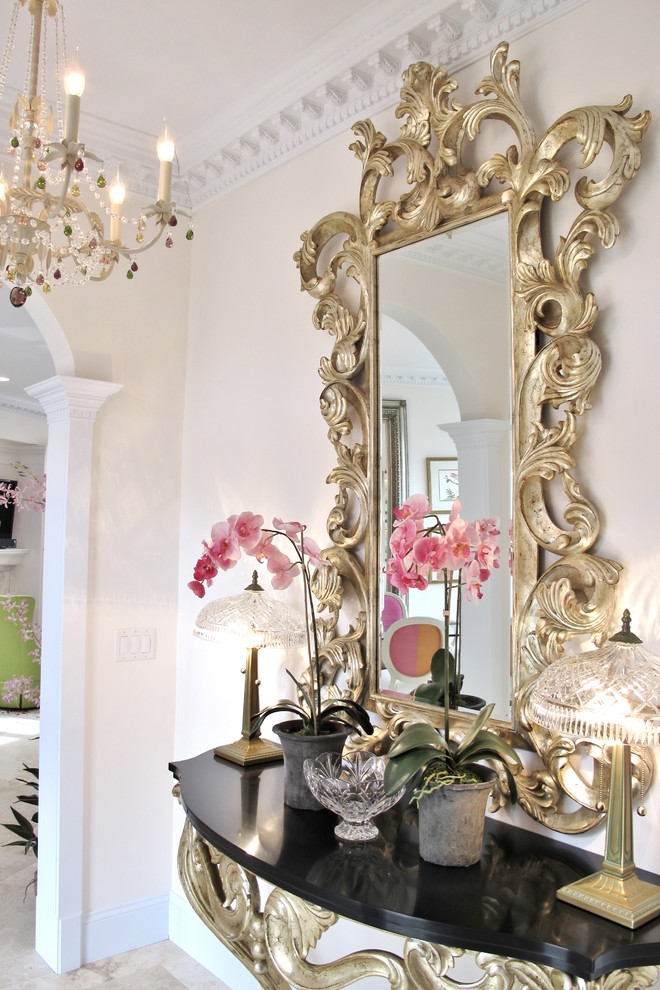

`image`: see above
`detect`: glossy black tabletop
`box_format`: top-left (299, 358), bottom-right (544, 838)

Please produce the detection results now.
top-left (170, 750), bottom-right (660, 980)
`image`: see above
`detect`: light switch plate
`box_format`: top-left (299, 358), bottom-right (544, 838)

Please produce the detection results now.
top-left (114, 627), bottom-right (156, 661)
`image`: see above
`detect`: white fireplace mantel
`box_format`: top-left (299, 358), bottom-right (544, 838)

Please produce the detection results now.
top-left (0, 548), bottom-right (32, 594)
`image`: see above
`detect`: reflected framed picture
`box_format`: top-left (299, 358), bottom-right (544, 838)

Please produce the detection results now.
top-left (426, 457), bottom-right (459, 514)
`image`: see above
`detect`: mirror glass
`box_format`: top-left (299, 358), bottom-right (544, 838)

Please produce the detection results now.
top-left (378, 215), bottom-right (512, 721)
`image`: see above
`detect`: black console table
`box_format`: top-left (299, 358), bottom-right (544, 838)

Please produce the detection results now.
top-left (170, 750), bottom-right (660, 990)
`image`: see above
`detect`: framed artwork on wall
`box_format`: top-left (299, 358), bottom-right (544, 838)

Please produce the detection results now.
top-left (426, 457), bottom-right (459, 514)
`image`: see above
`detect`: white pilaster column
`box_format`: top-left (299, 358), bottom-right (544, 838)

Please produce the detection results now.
top-left (440, 419), bottom-right (511, 720)
top-left (26, 376), bottom-right (122, 974)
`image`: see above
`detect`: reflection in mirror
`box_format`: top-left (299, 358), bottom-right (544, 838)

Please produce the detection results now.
top-left (378, 215), bottom-right (512, 721)
top-left (380, 399), bottom-right (408, 567)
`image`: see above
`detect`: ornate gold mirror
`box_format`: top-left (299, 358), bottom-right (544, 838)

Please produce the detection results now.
top-left (296, 43), bottom-right (650, 833)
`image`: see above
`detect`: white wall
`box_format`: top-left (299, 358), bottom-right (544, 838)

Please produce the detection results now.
top-left (173, 2), bottom-right (660, 983)
top-left (34, 213), bottom-right (192, 963)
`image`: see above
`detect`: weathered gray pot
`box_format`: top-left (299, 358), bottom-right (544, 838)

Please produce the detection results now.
top-left (273, 721), bottom-right (350, 810)
top-left (418, 765), bottom-right (496, 867)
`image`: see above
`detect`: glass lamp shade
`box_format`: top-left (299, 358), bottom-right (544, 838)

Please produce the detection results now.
top-left (193, 583), bottom-right (306, 649)
top-left (528, 635), bottom-right (660, 747)
top-left (528, 611), bottom-right (660, 929)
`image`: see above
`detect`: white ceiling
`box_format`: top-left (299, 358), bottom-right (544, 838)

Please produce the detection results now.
top-left (0, 0), bottom-right (586, 418)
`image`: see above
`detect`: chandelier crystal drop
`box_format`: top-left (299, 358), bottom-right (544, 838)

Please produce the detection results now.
top-left (0, 0), bottom-right (193, 307)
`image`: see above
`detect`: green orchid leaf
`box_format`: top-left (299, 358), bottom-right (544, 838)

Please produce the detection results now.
top-left (383, 748), bottom-right (435, 795)
top-left (387, 722), bottom-right (445, 758)
top-left (459, 730), bottom-right (521, 766)
top-left (321, 700), bottom-right (373, 735)
top-left (16, 793), bottom-right (38, 805)
top-left (458, 733), bottom-right (521, 803)
top-left (284, 669), bottom-right (314, 718)
top-left (250, 701), bottom-right (306, 736)
top-left (454, 703), bottom-right (495, 756)
top-left (429, 647), bottom-right (456, 683)
top-left (412, 681), bottom-right (443, 704)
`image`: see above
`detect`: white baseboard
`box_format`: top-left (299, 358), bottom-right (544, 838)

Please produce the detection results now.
top-left (168, 890), bottom-right (259, 990)
top-left (82, 894), bottom-right (169, 964)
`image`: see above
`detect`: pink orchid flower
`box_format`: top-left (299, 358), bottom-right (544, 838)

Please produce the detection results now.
top-left (272, 517), bottom-right (305, 539)
top-left (384, 555), bottom-right (429, 593)
top-left (385, 494), bottom-right (500, 601)
top-left (302, 536), bottom-right (327, 568)
top-left (389, 517), bottom-right (417, 558)
top-left (444, 518), bottom-right (472, 571)
top-left (412, 534), bottom-right (449, 572)
top-left (206, 520), bottom-right (241, 571)
top-left (188, 580), bottom-right (206, 598)
top-left (393, 493), bottom-right (431, 523)
top-left (266, 546), bottom-right (300, 590)
top-left (193, 554), bottom-right (218, 583)
top-left (229, 511), bottom-right (264, 549)
top-left (448, 499), bottom-right (462, 523)
top-left (463, 559), bottom-right (485, 602)
top-left (475, 540), bottom-right (500, 571)
top-left (474, 517), bottom-right (500, 541)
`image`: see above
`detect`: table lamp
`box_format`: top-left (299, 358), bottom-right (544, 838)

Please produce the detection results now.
top-left (528, 609), bottom-right (660, 928)
top-left (194, 571), bottom-right (306, 766)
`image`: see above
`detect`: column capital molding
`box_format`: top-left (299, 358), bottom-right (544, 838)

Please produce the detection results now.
top-left (440, 418), bottom-right (509, 449)
top-left (25, 376), bottom-right (123, 422)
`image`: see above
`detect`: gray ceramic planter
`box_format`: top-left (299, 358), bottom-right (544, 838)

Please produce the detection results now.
top-left (418, 765), bottom-right (496, 866)
top-left (273, 720), bottom-right (350, 810)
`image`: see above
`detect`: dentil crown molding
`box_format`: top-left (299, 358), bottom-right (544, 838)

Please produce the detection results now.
top-left (0, 0), bottom-right (587, 212)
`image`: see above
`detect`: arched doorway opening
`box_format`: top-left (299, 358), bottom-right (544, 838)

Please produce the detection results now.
top-left (0, 292), bottom-right (121, 973)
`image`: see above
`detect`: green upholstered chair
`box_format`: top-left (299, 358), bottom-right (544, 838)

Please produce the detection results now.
top-left (0, 595), bottom-right (40, 710)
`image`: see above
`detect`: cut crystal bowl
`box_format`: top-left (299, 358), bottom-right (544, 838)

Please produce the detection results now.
top-left (303, 751), bottom-right (405, 842)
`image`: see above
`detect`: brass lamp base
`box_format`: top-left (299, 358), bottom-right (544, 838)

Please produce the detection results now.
top-left (558, 869), bottom-right (660, 930)
top-left (214, 735), bottom-right (283, 767)
top-left (557, 742), bottom-right (660, 930)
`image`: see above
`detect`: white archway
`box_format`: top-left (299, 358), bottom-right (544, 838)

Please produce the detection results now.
top-left (20, 303), bottom-right (122, 973)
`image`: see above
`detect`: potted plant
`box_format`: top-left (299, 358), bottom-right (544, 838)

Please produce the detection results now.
top-left (383, 703), bottom-right (521, 866)
top-left (2, 763), bottom-right (38, 892)
top-left (385, 494), bottom-right (500, 725)
top-left (189, 513), bottom-right (373, 807)
top-left (411, 648), bottom-right (486, 712)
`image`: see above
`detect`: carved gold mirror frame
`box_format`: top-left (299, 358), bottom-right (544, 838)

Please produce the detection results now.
top-left (296, 43), bottom-right (650, 834)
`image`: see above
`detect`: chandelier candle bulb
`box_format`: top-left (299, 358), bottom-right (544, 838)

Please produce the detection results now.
top-left (157, 126), bottom-right (175, 202)
top-left (63, 54), bottom-right (85, 145)
top-left (109, 175), bottom-right (125, 242)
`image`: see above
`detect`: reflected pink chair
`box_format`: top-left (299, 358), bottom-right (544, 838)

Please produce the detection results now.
top-left (382, 616), bottom-right (443, 693)
top-left (381, 591), bottom-right (407, 633)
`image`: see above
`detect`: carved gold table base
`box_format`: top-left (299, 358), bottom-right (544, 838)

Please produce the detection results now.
top-left (177, 820), bottom-right (659, 990)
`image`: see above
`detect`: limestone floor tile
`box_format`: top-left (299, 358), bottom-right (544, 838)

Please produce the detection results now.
top-left (81, 943), bottom-right (230, 989)
top-left (160, 949), bottom-right (237, 990)
top-left (0, 946), bottom-right (231, 990)
top-left (0, 724), bottom-right (231, 990)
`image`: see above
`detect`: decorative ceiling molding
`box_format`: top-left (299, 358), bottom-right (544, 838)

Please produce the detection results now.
top-left (0, 396), bottom-right (45, 419)
top-left (0, 0), bottom-right (588, 212)
top-left (179, 0), bottom-right (588, 210)
top-left (382, 370), bottom-right (450, 388)
top-left (400, 232), bottom-right (508, 283)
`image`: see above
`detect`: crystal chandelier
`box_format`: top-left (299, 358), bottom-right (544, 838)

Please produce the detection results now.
top-left (0, 0), bottom-right (193, 307)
